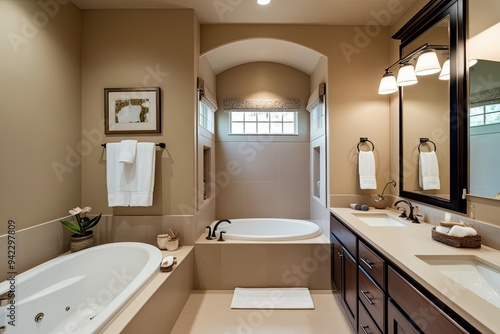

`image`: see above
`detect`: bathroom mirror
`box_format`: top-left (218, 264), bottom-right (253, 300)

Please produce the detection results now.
top-left (395, 0), bottom-right (468, 213)
top-left (467, 0), bottom-right (500, 200)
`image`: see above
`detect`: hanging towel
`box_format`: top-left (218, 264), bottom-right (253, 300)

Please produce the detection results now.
top-left (129, 143), bottom-right (156, 206)
top-left (419, 151), bottom-right (440, 190)
top-left (358, 151), bottom-right (377, 190)
top-left (106, 143), bottom-right (132, 207)
top-left (118, 140), bottom-right (138, 164)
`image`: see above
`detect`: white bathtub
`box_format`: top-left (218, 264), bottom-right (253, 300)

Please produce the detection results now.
top-left (210, 218), bottom-right (322, 241)
top-left (0, 242), bottom-right (162, 334)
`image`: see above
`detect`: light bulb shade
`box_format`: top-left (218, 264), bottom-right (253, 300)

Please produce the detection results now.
top-left (396, 64), bottom-right (418, 86)
top-left (378, 72), bottom-right (398, 95)
top-left (439, 59), bottom-right (450, 80)
top-left (257, 0), bottom-right (271, 4)
top-left (415, 49), bottom-right (441, 75)
top-left (469, 59), bottom-right (478, 67)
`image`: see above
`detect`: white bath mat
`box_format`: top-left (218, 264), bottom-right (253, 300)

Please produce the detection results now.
top-left (230, 287), bottom-right (314, 309)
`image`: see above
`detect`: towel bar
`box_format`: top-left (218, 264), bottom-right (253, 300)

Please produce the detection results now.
top-left (101, 142), bottom-right (166, 149)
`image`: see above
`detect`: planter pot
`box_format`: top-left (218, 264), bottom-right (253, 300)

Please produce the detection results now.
top-left (372, 195), bottom-right (388, 209)
top-left (70, 231), bottom-right (94, 253)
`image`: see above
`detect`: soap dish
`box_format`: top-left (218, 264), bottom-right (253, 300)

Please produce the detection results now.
top-left (431, 227), bottom-right (481, 248)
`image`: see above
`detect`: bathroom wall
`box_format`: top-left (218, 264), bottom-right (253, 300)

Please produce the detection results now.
top-left (81, 9), bottom-right (199, 218)
top-left (0, 1), bottom-right (82, 234)
top-left (202, 24), bottom-right (393, 208)
top-left (215, 62), bottom-right (311, 219)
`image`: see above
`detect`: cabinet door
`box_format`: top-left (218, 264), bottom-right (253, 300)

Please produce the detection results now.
top-left (331, 234), bottom-right (343, 291)
top-left (343, 247), bottom-right (357, 327)
top-left (388, 299), bottom-right (420, 334)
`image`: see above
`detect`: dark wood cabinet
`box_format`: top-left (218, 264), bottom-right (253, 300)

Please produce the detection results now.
top-left (387, 299), bottom-right (420, 334)
top-left (359, 266), bottom-right (385, 332)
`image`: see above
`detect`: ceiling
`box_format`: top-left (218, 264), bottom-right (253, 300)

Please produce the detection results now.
top-left (71, 0), bottom-right (416, 25)
top-left (71, 0), bottom-right (417, 75)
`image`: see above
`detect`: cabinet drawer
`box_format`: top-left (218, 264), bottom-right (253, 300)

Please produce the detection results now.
top-left (387, 298), bottom-right (420, 334)
top-left (331, 214), bottom-right (357, 257)
top-left (359, 266), bottom-right (385, 332)
top-left (388, 266), bottom-right (468, 334)
top-left (359, 240), bottom-right (385, 288)
top-left (359, 301), bottom-right (383, 334)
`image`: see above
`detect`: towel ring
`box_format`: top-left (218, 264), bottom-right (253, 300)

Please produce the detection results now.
top-left (418, 138), bottom-right (436, 153)
top-left (357, 138), bottom-right (375, 152)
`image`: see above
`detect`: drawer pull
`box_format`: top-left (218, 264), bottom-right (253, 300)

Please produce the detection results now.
top-left (360, 257), bottom-right (374, 270)
top-left (361, 290), bottom-right (374, 305)
top-left (337, 252), bottom-right (343, 259)
top-left (360, 325), bottom-right (372, 334)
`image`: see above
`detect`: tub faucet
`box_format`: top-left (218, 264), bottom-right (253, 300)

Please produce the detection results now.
top-left (0, 291), bottom-right (13, 307)
top-left (394, 200), bottom-right (419, 223)
top-left (212, 219), bottom-right (231, 238)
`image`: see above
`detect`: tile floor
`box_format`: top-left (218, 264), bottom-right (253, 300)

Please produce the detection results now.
top-left (171, 290), bottom-right (354, 334)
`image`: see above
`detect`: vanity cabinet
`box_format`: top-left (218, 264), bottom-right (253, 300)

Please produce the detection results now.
top-left (387, 267), bottom-right (469, 334)
top-left (330, 214), bottom-right (357, 329)
top-left (330, 212), bottom-right (478, 334)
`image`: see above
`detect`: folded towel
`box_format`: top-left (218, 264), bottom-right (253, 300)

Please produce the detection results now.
top-left (358, 151), bottom-right (377, 189)
top-left (419, 151), bottom-right (440, 190)
top-left (106, 143), bottom-right (132, 206)
top-left (118, 140), bottom-right (138, 164)
top-left (129, 143), bottom-right (156, 206)
top-left (436, 226), bottom-right (451, 234)
top-left (448, 225), bottom-right (477, 237)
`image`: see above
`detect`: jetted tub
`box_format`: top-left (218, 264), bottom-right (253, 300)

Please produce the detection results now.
top-left (0, 242), bottom-right (162, 334)
top-left (210, 218), bottom-right (322, 241)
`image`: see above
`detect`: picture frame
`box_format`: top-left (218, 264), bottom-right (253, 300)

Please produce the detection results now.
top-left (104, 87), bottom-right (161, 134)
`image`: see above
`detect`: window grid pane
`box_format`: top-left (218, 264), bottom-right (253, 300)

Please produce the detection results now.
top-left (470, 103), bottom-right (500, 128)
top-left (230, 111), bottom-right (298, 135)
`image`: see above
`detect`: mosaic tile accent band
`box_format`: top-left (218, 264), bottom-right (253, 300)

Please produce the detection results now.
top-left (223, 99), bottom-right (300, 112)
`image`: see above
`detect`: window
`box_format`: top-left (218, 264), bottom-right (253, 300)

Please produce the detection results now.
top-left (199, 100), bottom-right (214, 133)
top-left (310, 103), bottom-right (325, 132)
top-left (229, 111), bottom-right (298, 135)
top-left (470, 103), bottom-right (500, 127)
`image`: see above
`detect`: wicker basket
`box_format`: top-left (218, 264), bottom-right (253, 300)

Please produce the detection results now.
top-left (431, 227), bottom-right (481, 248)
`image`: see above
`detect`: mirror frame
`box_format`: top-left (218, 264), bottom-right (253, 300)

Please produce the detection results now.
top-left (394, 0), bottom-right (468, 213)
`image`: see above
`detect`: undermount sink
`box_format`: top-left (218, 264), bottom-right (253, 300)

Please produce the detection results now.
top-left (417, 255), bottom-right (500, 308)
top-left (352, 213), bottom-right (407, 227)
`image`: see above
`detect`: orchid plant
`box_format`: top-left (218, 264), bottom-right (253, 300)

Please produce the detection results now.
top-left (60, 207), bottom-right (102, 237)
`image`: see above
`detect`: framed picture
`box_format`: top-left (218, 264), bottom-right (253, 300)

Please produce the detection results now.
top-left (104, 87), bottom-right (161, 134)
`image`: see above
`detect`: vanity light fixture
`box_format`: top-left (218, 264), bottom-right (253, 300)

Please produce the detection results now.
top-left (378, 71), bottom-right (398, 95)
top-left (439, 59), bottom-right (450, 80)
top-left (257, 0), bottom-right (271, 5)
top-left (396, 63), bottom-right (418, 86)
top-left (377, 44), bottom-right (449, 94)
top-left (415, 49), bottom-right (441, 75)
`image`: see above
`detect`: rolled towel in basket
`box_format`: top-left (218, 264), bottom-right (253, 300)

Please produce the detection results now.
top-left (448, 225), bottom-right (477, 237)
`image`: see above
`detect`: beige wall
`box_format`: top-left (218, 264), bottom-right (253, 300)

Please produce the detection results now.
top-left (202, 25), bottom-right (392, 199)
top-left (81, 9), bottom-right (198, 216)
top-left (0, 1), bottom-right (82, 233)
top-left (215, 62), bottom-right (310, 219)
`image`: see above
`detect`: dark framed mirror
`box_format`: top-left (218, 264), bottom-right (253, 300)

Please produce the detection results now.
top-left (394, 0), bottom-right (468, 213)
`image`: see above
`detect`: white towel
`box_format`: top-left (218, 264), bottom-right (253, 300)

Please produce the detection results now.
top-left (129, 143), bottom-right (156, 206)
top-left (106, 143), bottom-right (132, 206)
top-left (419, 151), bottom-right (440, 190)
top-left (358, 151), bottom-right (377, 189)
top-left (118, 140), bottom-right (137, 164)
top-left (448, 225), bottom-right (477, 237)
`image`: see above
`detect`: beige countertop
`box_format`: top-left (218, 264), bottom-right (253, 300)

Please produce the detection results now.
top-left (330, 207), bottom-right (500, 334)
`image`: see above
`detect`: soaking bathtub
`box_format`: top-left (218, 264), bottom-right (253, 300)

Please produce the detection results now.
top-left (210, 218), bottom-right (322, 241)
top-left (0, 242), bottom-right (162, 334)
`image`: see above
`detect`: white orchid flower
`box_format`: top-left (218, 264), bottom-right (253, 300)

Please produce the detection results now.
top-left (82, 207), bottom-right (92, 213)
top-left (69, 207), bottom-right (83, 215)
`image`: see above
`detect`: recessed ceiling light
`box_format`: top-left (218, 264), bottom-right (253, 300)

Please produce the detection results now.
top-left (257, 0), bottom-right (271, 5)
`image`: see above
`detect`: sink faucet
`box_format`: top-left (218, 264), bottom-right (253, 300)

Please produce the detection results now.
top-left (212, 219), bottom-right (231, 238)
top-left (394, 200), bottom-right (419, 223)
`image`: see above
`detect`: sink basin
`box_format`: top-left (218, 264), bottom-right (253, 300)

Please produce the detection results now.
top-left (352, 213), bottom-right (407, 227)
top-left (417, 255), bottom-right (500, 308)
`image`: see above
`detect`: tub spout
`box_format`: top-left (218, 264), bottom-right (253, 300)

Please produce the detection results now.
top-left (212, 219), bottom-right (231, 238)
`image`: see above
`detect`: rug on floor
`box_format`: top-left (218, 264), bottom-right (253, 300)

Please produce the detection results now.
top-left (230, 287), bottom-right (315, 309)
